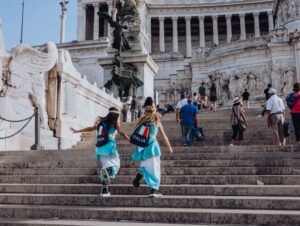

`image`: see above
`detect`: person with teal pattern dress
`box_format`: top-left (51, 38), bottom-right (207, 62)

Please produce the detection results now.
top-left (131, 104), bottom-right (173, 197)
top-left (71, 107), bottom-right (130, 197)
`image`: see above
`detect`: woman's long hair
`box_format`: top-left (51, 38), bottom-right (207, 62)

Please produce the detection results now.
top-left (137, 105), bottom-right (161, 127)
top-left (143, 97), bottom-right (154, 108)
top-left (95, 107), bottom-right (120, 128)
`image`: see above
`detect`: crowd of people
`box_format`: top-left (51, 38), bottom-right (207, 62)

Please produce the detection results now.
top-left (175, 82), bottom-right (300, 147)
top-left (69, 81), bottom-right (300, 199)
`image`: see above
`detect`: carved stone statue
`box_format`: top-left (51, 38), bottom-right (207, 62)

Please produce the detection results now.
top-left (0, 20), bottom-right (58, 128)
top-left (98, 0), bottom-right (142, 99)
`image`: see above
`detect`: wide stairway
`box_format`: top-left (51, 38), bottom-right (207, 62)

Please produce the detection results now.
top-left (0, 108), bottom-right (299, 226)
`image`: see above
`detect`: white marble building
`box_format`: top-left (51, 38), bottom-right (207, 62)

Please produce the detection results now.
top-left (64, 0), bottom-right (300, 105)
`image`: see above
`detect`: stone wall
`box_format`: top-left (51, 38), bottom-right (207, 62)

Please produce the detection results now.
top-left (52, 49), bottom-right (123, 149)
top-left (191, 37), bottom-right (297, 105)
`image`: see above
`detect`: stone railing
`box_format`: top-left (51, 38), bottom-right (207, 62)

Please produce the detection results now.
top-left (192, 36), bottom-right (269, 60)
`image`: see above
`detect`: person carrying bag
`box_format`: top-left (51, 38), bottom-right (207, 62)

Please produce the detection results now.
top-left (230, 97), bottom-right (248, 146)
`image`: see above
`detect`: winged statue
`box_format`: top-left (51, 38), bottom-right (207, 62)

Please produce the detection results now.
top-left (0, 19), bottom-right (58, 128)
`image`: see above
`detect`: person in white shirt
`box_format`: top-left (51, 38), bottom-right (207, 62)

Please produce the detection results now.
top-left (266, 88), bottom-right (286, 146)
top-left (176, 93), bottom-right (188, 139)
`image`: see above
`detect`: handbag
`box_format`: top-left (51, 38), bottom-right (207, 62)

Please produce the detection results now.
top-left (193, 127), bottom-right (205, 141)
top-left (232, 107), bottom-right (247, 132)
top-left (284, 121), bottom-right (291, 137)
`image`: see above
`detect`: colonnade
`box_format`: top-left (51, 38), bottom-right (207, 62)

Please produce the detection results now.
top-left (77, 2), bottom-right (112, 41)
top-left (147, 11), bottom-right (274, 56)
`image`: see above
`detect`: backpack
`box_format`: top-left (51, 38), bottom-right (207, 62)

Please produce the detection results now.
top-left (95, 121), bottom-right (111, 147)
top-left (286, 93), bottom-right (300, 110)
top-left (130, 121), bottom-right (153, 147)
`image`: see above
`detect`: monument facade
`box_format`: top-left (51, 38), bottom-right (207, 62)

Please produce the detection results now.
top-left (68, 0), bottom-right (300, 105)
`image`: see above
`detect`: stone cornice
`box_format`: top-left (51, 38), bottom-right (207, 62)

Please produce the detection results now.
top-left (148, 1), bottom-right (274, 17)
top-left (57, 39), bottom-right (109, 51)
top-left (98, 53), bottom-right (159, 74)
top-left (148, 0), bottom-right (274, 6)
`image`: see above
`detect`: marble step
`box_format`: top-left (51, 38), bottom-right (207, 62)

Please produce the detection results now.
top-left (0, 205), bottom-right (299, 225)
top-left (1, 159), bottom-right (300, 169)
top-left (1, 184), bottom-right (300, 197)
top-left (76, 140), bottom-right (295, 148)
top-left (0, 194), bottom-right (300, 210)
top-left (0, 175), bottom-right (299, 185)
top-left (2, 151), bottom-right (300, 162)
top-left (1, 145), bottom-right (298, 156)
top-left (0, 219), bottom-right (229, 226)
top-left (1, 167), bottom-right (300, 176)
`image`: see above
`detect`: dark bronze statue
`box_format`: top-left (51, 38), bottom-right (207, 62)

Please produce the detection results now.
top-left (98, 0), bottom-right (142, 99)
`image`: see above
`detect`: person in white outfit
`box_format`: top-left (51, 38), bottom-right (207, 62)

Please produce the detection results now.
top-left (266, 88), bottom-right (286, 146)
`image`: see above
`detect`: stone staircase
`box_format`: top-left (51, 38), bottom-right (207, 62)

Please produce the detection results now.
top-left (0, 108), bottom-right (299, 225)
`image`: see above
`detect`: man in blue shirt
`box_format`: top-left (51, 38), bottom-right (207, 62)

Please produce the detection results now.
top-left (180, 98), bottom-right (198, 147)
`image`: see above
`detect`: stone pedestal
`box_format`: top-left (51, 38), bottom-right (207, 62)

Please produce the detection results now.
top-left (99, 52), bottom-right (158, 99)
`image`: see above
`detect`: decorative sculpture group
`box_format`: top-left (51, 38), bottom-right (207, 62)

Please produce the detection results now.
top-left (0, 19), bottom-right (58, 128)
top-left (99, 0), bottom-right (143, 99)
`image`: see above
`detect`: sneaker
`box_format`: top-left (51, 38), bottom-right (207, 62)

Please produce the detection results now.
top-left (133, 173), bottom-right (143, 187)
top-left (149, 189), bottom-right (163, 198)
top-left (256, 115), bottom-right (263, 118)
top-left (229, 144), bottom-right (234, 147)
top-left (100, 186), bottom-right (111, 197)
top-left (101, 168), bottom-right (110, 186)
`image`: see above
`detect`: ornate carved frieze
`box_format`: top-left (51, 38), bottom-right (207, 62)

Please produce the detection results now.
top-left (276, 0), bottom-right (300, 27)
top-left (270, 27), bottom-right (290, 43)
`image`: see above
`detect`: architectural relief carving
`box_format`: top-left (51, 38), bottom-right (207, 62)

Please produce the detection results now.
top-left (270, 27), bottom-right (290, 42)
top-left (206, 65), bottom-right (272, 104)
top-left (276, 0), bottom-right (300, 27)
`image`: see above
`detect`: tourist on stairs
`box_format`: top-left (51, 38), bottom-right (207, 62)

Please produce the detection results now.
top-left (286, 83), bottom-right (300, 144)
top-left (176, 93), bottom-right (188, 143)
top-left (230, 97), bottom-right (248, 146)
top-left (209, 83), bottom-right (218, 111)
top-left (242, 89), bottom-right (250, 109)
top-left (266, 88), bottom-right (286, 146)
top-left (71, 107), bottom-right (130, 197)
top-left (131, 104), bottom-right (173, 198)
top-left (180, 97), bottom-right (198, 147)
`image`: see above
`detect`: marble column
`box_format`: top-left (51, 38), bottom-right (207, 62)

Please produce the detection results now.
top-left (172, 16), bottom-right (179, 52)
top-left (268, 11), bottom-right (274, 31)
top-left (239, 13), bottom-right (246, 40)
top-left (253, 12), bottom-right (260, 38)
top-left (159, 17), bottom-right (165, 53)
top-left (294, 41), bottom-right (300, 82)
top-left (77, 4), bottom-right (86, 41)
top-left (226, 14), bottom-right (232, 43)
top-left (93, 3), bottom-right (100, 40)
top-left (199, 16), bottom-right (205, 48)
top-left (212, 15), bottom-right (219, 45)
top-left (60, 10), bottom-right (67, 43)
top-left (186, 17), bottom-right (192, 57)
top-left (147, 17), bottom-right (152, 53)
top-left (107, 3), bottom-right (113, 37)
